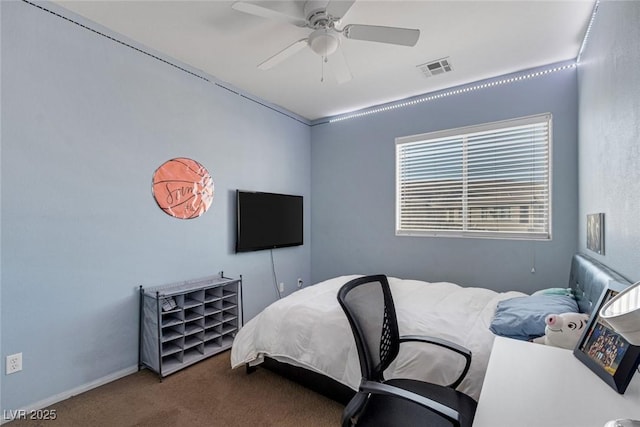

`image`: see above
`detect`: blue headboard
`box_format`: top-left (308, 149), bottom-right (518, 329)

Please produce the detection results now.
top-left (569, 253), bottom-right (631, 314)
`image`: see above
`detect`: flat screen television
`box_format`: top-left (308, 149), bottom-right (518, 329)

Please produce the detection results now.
top-left (236, 190), bottom-right (303, 253)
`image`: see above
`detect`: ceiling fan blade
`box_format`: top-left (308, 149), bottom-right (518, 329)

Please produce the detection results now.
top-left (258, 38), bottom-right (308, 70)
top-left (231, 1), bottom-right (307, 27)
top-left (343, 24), bottom-right (420, 46)
top-left (325, 0), bottom-right (356, 20)
top-left (327, 47), bottom-right (352, 84)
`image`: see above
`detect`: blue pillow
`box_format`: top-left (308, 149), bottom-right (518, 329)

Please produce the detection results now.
top-left (531, 287), bottom-right (575, 297)
top-left (490, 295), bottom-right (579, 341)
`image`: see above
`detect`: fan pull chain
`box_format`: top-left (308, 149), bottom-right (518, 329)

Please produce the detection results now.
top-left (321, 28), bottom-right (328, 83)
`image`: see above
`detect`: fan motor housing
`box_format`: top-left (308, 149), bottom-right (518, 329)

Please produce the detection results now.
top-left (305, 0), bottom-right (333, 29)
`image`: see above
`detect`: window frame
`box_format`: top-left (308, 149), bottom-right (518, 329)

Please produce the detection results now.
top-left (395, 113), bottom-right (553, 240)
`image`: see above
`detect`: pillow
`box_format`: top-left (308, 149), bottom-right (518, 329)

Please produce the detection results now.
top-left (531, 287), bottom-right (575, 298)
top-left (490, 295), bottom-right (579, 341)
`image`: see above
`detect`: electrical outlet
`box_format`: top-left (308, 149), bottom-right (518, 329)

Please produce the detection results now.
top-left (297, 278), bottom-right (303, 288)
top-left (6, 353), bottom-right (22, 375)
top-left (278, 282), bottom-right (284, 293)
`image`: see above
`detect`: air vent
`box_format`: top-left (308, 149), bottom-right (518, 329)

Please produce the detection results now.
top-left (417, 57), bottom-right (453, 78)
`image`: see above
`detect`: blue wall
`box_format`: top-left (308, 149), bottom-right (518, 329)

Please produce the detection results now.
top-left (577, 0), bottom-right (640, 281)
top-left (310, 65), bottom-right (579, 293)
top-left (1, 1), bottom-right (310, 411)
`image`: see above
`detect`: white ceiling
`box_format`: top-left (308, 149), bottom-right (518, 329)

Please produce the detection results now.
top-left (53, 0), bottom-right (595, 121)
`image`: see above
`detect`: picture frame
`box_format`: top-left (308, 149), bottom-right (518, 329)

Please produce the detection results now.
top-left (573, 282), bottom-right (640, 393)
top-left (587, 213), bottom-right (605, 254)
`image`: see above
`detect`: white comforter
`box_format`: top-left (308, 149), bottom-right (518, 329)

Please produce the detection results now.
top-left (231, 275), bottom-right (525, 400)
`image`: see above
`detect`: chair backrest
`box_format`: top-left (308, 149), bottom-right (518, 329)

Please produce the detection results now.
top-left (337, 275), bottom-right (400, 382)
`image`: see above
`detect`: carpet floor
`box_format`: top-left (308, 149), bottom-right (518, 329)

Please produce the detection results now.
top-left (6, 351), bottom-right (344, 427)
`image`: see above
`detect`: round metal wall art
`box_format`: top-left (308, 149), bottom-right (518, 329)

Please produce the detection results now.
top-left (152, 157), bottom-right (214, 219)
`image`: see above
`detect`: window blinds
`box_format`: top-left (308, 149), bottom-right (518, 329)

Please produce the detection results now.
top-left (396, 114), bottom-right (551, 239)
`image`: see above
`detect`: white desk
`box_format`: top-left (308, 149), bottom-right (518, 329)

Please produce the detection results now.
top-left (473, 336), bottom-right (640, 427)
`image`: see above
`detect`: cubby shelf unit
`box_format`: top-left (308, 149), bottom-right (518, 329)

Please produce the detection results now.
top-left (139, 273), bottom-right (242, 379)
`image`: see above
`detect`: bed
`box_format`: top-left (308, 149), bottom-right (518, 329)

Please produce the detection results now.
top-left (230, 253), bottom-right (631, 403)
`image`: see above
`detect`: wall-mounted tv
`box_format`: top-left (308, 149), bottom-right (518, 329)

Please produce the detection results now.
top-left (236, 190), bottom-right (303, 253)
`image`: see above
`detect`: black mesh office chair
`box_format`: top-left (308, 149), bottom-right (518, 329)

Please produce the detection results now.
top-left (337, 275), bottom-right (477, 427)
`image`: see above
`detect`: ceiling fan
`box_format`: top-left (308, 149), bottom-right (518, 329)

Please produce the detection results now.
top-left (231, 0), bottom-right (420, 83)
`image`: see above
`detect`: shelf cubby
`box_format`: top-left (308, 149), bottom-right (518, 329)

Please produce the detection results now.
top-left (139, 273), bottom-right (242, 379)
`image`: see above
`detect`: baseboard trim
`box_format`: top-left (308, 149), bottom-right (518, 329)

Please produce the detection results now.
top-left (1, 365), bottom-right (139, 425)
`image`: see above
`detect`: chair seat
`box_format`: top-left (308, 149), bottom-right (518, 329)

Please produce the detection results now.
top-left (356, 378), bottom-right (477, 427)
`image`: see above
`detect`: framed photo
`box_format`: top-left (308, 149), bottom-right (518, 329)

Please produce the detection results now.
top-left (587, 213), bottom-right (605, 254)
top-left (573, 282), bottom-right (640, 393)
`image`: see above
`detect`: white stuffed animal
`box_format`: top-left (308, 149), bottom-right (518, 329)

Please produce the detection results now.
top-left (533, 312), bottom-right (590, 349)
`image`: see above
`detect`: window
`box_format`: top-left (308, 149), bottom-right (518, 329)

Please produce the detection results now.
top-left (396, 113), bottom-right (551, 240)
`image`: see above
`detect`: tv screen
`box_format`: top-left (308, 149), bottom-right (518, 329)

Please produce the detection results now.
top-left (236, 190), bottom-right (303, 252)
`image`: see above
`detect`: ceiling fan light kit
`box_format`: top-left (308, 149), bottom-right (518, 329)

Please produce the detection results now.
top-left (308, 30), bottom-right (340, 57)
top-left (232, 0), bottom-right (420, 83)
